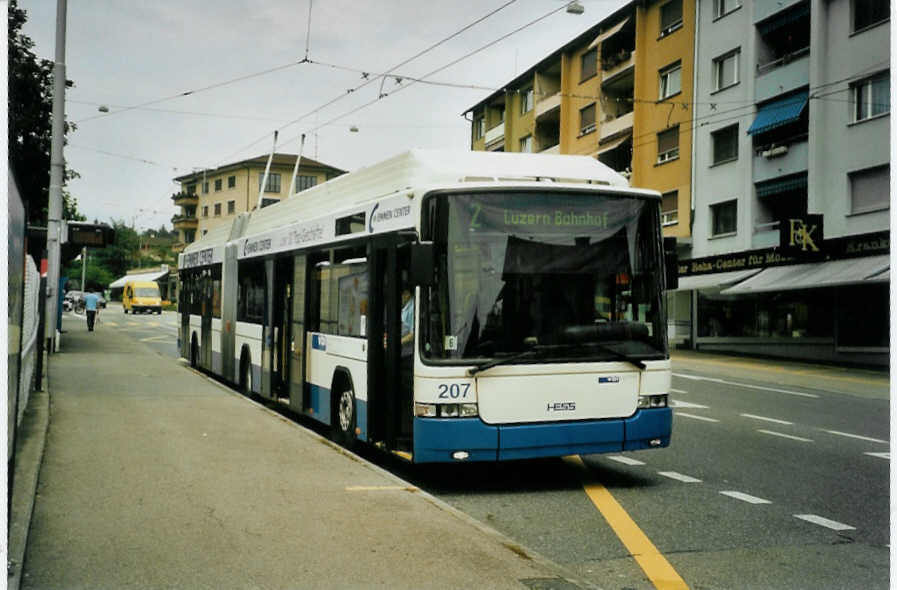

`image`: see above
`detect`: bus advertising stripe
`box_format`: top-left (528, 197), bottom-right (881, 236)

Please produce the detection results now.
top-left (564, 456), bottom-right (689, 590)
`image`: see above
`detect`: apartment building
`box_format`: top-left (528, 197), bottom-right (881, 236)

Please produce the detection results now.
top-left (171, 154), bottom-right (346, 249)
top-left (680, 0), bottom-right (889, 365)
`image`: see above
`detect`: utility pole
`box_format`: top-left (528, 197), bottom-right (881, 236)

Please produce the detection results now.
top-left (44, 0), bottom-right (67, 351)
top-left (80, 247), bottom-right (87, 292)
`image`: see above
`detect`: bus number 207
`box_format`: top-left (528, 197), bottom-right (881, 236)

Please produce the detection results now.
top-left (437, 383), bottom-right (471, 399)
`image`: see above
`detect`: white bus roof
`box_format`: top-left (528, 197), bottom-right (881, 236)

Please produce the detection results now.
top-left (182, 149), bottom-right (631, 261)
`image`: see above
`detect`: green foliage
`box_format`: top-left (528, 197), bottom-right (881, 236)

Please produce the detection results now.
top-left (90, 221), bottom-right (140, 279)
top-left (8, 0), bottom-right (83, 225)
top-left (63, 258), bottom-right (115, 292)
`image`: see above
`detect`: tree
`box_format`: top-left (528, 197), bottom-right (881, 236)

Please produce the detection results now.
top-left (90, 221), bottom-right (139, 280)
top-left (8, 0), bottom-right (84, 226)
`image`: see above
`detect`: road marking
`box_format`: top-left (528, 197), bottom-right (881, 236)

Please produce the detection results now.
top-left (103, 321), bottom-right (118, 327)
top-left (864, 452), bottom-right (890, 460)
top-left (740, 413), bottom-right (793, 425)
top-left (670, 400), bottom-right (708, 409)
top-left (671, 356), bottom-right (887, 387)
top-left (794, 514), bottom-right (855, 531)
top-left (606, 455), bottom-right (646, 466)
top-left (345, 485), bottom-right (419, 492)
top-left (670, 388), bottom-right (688, 394)
top-left (675, 412), bottom-right (719, 423)
top-left (757, 429), bottom-right (813, 443)
top-left (658, 471), bottom-right (702, 483)
top-left (719, 491), bottom-right (771, 504)
top-left (672, 374), bottom-right (819, 398)
top-left (139, 335), bottom-right (175, 343)
top-left (823, 430), bottom-right (888, 444)
top-left (565, 456), bottom-right (689, 590)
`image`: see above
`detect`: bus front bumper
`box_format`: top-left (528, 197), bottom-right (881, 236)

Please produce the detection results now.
top-left (412, 407), bottom-right (672, 463)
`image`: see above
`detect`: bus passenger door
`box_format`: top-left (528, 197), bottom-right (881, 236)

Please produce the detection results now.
top-left (271, 256), bottom-right (293, 402)
top-left (200, 268), bottom-right (213, 369)
top-left (367, 237), bottom-right (414, 454)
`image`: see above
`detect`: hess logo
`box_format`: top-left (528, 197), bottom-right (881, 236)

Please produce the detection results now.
top-left (546, 402), bottom-right (576, 412)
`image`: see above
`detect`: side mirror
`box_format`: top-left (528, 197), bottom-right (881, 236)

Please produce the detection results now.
top-left (663, 237), bottom-right (678, 290)
top-left (410, 241), bottom-right (435, 286)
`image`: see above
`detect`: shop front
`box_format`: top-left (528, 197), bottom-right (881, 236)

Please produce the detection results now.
top-left (675, 230), bottom-right (889, 366)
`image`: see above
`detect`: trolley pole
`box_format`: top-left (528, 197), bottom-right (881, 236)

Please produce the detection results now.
top-left (44, 0), bottom-right (68, 351)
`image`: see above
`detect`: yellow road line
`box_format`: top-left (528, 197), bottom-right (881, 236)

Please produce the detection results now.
top-left (674, 356), bottom-right (887, 386)
top-left (565, 456), bottom-right (689, 590)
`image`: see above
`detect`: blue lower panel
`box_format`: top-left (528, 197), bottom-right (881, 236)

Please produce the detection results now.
top-left (412, 408), bottom-right (673, 463)
top-left (308, 384), bottom-right (331, 426)
top-left (623, 407), bottom-right (672, 451)
top-left (413, 418), bottom-right (499, 463)
top-left (498, 420), bottom-right (623, 460)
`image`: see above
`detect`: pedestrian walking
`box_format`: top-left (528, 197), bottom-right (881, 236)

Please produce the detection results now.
top-left (83, 292), bottom-right (100, 332)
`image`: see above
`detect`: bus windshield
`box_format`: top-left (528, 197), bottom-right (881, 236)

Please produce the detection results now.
top-left (423, 191), bottom-right (667, 364)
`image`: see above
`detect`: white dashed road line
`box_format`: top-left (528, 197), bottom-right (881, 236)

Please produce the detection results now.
top-left (719, 491), bottom-right (772, 504)
top-left (675, 412), bottom-right (720, 423)
top-left (658, 471), bottom-right (702, 483)
top-left (670, 400), bottom-right (709, 409)
top-left (740, 413), bottom-right (793, 425)
top-left (606, 455), bottom-right (646, 466)
top-left (672, 374), bottom-right (819, 398)
top-left (823, 430), bottom-right (888, 445)
top-left (757, 429), bottom-right (813, 443)
top-left (794, 514), bottom-right (855, 531)
top-left (863, 452), bottom-right (890, 460)
top-left (670, 388), bottom-right (688, 394)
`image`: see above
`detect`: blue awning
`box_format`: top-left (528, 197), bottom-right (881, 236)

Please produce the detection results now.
top-left (747, 91), bottom-right (809, 135)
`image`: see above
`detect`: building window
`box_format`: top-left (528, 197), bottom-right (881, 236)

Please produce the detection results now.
top-left (657, 126), bottom-right (680, 163)
top-left (711, 124), bottom-right (738, 164)
top-left (186, 184), bottom-right (197, 195)
top-left (580, 103), bottom-right (597, 135)
top-left (519, 135), bottom-right (533, 153)
top-left (710, 200), bottom-right (737, 236)
top-left (202, 205), bottom-right (209, 217)
top-left (214, 178), bottom-right (222, 191)
top-left (228, 175), bottom-right (236, 188)
top-left (184, 230), bottom-right (195, 243)
top-left (660, 0), bottom-right (683, 36)
top-left (474, 116), bottom-right (485, 139)
top-left (214, 203), bottom-right (221, 217)
top-left (659, 61), bottom-right (682, 99)
top-left (581, 48), bottom-right (598, 82)
top-left (258, 173), bottom-right (282, 193)
top-left (662, 191), bottom-right (679, 226)
top-left (227, 200), bottom-right (235, 214)
top-left (714, 0), bottom-right (741, 18)
top-left (202, 181), bottom-right (209, 194)
top-left (713, 49), bottom-right (739, 92)
top-left (853, 0), bottom-right (889, 32)
top-left (521, 88), bottom-right (534, 114)
top-left (296, 175), bottom-right (317, 192)
top-left (261, 197), bottom-right (279, 208)
top-left (849, 164), bottom-right (889, 214)
top-left (851, 72), bottom-right (889, 122)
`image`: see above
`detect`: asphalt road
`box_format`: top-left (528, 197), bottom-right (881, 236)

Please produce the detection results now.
top-left (98, 304), bottom-right (890, 589)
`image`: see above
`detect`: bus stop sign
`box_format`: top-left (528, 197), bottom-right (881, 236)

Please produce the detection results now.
top-left (63, 221), bottom-right (115, 248)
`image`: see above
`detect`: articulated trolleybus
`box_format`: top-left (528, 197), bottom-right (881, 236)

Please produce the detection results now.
top-left (178, 150), bottom-right (676, 463)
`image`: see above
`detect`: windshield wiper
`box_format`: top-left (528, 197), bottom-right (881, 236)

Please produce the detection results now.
top-left (582, 342), bottom-right (647, 370)
top-left (467, 345), bottom-right (553, 376)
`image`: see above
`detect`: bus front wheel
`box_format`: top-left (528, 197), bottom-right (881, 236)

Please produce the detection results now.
top-left (332, 386), bottom-right (356, 449)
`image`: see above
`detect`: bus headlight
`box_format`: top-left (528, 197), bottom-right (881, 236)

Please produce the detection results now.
top-left (414, 403), bottom-right (479, 418)
top-left (638, 394), bottom-right (668, 409)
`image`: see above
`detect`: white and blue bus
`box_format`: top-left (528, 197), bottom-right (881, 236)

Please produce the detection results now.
top-left (178, 149), bottom-right (676, 463)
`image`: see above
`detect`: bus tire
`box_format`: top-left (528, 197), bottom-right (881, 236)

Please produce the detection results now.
top-left (190, 334), bottom-right (198, 369)
top-left (239, 350), bottom-right (252, 396)
top-left (331, 377), bottom-right (356, 449)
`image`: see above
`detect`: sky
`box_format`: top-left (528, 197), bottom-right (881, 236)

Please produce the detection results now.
top-left (20, 0), bottom-right (628, 233)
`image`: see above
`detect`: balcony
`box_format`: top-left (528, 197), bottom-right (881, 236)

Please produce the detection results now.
top-left (602, 50), bottom-right (635, 85)
top-left (171, 214), bottom-right (198, 229)
top-left (535, 92), bottom-right (561, 120)
top-left (484, 122), bottom-right (505, 149)
top-left (754, 0), bottom-right (806, 27)
top-left (171, 192), bottom-right (198, 206)
top-left (753, 137), bottom-right (808, 184)
top-left (600, 111), bottom-right (633, 142)
top-left (539, 144), bottom-right (560, 155)
top-left (755, 49), bottom-right (809, 103)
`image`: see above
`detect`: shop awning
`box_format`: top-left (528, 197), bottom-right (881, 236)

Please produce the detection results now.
top-left (109, 268), bottom-right (170, 289)
top-left (675, 269), bottom-right (762, 292)
top-left (747, 91), bottom-right (809, 136)
top-left (720, 255), bottom-right (889, 295)
top-left (755, 173), bottom-right (808, 197)
top-left (588, 17), bottom-right (629, 49)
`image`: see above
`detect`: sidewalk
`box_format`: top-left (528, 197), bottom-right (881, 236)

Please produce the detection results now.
top-left (11, 314), bottom-right (588, 590)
